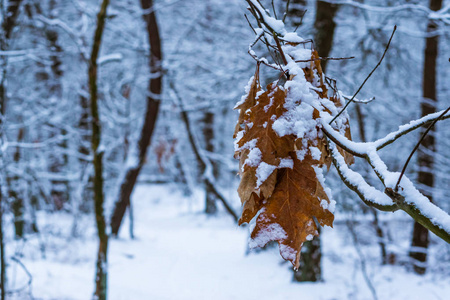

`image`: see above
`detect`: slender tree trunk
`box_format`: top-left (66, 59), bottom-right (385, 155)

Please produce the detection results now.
top-left (10, 129), bottom-right (24, 238)
top-left (0, 0), bottom-right (24, 295)
top-left (46, 0), bottom-right (69, 210)
top-left (203, 114), bottom-right (217, 215)
top-left (4, 0), bottom-right (25, 237)
top-left (294, 0), bottom-right (338, 282)
top-left (0, 188), bottom-right (4, 300)
top-left (110, 0), bottom-right (163, 236)
top-left (409, 0), bottom-right (442, 275)
top-left (170, 82), bottom-right (238, 222)
top-left (355, 106), bottom-right (388, 264)
top-left (313, 1), bottom-right (338, 71)
top-left (89, 0), bottom-right (110, 298)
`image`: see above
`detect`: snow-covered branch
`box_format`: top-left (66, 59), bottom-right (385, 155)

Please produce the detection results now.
top-left (322, 108), bottom-right (450, 156)
top-left (322, 113), bottom-right (450, 243)
top-left (320, 0), bottom-right (450, 23)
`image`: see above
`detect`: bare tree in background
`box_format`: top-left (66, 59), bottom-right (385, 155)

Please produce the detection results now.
top-left (88, 0), bottom-right (110, 298)
top-left (110, 0), bottom-right (163, 237)
top-left (0, 0), bottom-right (24, 296)
top-left (409, 0), bottom-right (442, 275)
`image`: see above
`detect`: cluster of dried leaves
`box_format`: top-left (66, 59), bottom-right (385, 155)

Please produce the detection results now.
top-left (234, 51), bottom-right (353, 269)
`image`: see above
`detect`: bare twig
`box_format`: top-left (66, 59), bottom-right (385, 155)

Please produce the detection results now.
top-left (293, 10), bottom-right (307, 32)
top-left (8, 256), bottom-right (33, 297)
top-left (342, 95), bottom-right (375, 104)
top-left (346, 219), bottom-right (379, 300)
top-left (282, 0), bottom-right (291, 22)
top-left (295, 56), bottom-right (355, 63)
top-left (273, 32), bottom-right (288, 65)
top-left (395, 106), bottom-right (450, 191)
top-left (271, 0), bottom-right (277, 19)
top-left (330, 25), bottom-right (397, 124)
top-left (248, 49), bottom-right (284, 72)
top-left (244, 14), bottom-right (257, 34)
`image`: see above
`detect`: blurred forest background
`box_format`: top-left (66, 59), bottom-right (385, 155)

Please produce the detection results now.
top-left (0, 0), bottom-right (449, 299)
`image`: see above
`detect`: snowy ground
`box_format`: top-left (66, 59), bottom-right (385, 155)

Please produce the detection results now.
top-left (6, 184), bottom-right (450, 300)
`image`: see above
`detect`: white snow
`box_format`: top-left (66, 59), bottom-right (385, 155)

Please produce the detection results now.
top-left (278, 158), bottom-right (294, 169)
top-left (255, 162), bottom-right (277, 188)
top-left (282, 32), bottom-right (304, 43)
top-left (234, 75), bottom-right (255, 109)
top-left (310, 146), bottom-right (322, 161)
top-left (249, 223), bottom-right (287, 249)
top-left (7, 185), bottom-right (449, 300)
top-left (243, 147), bottom-right (262, 168)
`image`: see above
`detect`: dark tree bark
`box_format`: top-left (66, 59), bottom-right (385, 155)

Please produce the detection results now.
top-left (409, 0), bottom-right (442, 275)
top-left (45, 1), bottom-right (69, 210)
top-left (293, 0), bottom-right (338, 282)
top-left (0, 189), bottom-right (4, 300)
top-left (9, 129), bottom-right (25, 238)
top-left (110, 0), bottom-right (162, 236)
top-left (203, 112), bottom-right (218, 214)
top-left (202, 2), bottom-right (218, 215)
top-left (313, 1), bottom-right (338, 71)
top-left (88, 0), bottom-right (110, 298)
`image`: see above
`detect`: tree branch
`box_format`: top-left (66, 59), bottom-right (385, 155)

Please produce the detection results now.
top-left (385, 188), bottom-right (450, 243)
top-left (326, 133), bottom-right (450, 243)
top-left (169, 81), bottom-right (238, 222)
top-left (395, 106), bottom-right (449, 191)
top-left (320, 108), bottom-right (450, 156)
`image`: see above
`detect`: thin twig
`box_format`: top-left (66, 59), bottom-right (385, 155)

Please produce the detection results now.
top-left (282, 0), bottom-right (291, 22)
top-left (271, 0), bottom-right (277, 19)
top-left (246, 3), bottom-right (285, 72)
top-left (330, 25), bottom-right (397, 124)
top-left (8, 256), bottom-right (33, 296)
top-left (395, 106), bottom-right (450, 191)
top-left (295, 56), bottom-right (355, 63)
top-left (248, 49), bottom-right (284, 71)
top-left (273, 32), bottom-right (288, 65)
top-left (342, 95), bottom-right (376, 104)
top-left (244, 14), bottom-right (257, 34)
top-left (293, 9), bottom-right (307, 32)
top-left (346, 219), bottom-right (379, 300)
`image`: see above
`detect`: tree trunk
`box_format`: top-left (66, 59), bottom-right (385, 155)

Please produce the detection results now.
top-left (46, 0), bottom-right (70, 210)
top-left (0, 1), bottom-right (24, 296)
top-left (409, 0), bottom-right (442, 275)
top-left (203, 112), bottom-right (217, 214)
top-left (89, 0), bottom-right (110, 298)
top-left (355, 106), bottom-right (388, 265)
top-left (202, 2), bottom-right (218, 215)
top-left (0, 187), bottom-right (4, 300)
top-left (293, 0), bottom-right (338, 282)
top-left (313, 1), bottom-right (338, 71)
top-left (10, 128), bottom-right (25, 238)
top-left (110, 0), bottom-right (162, 236)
